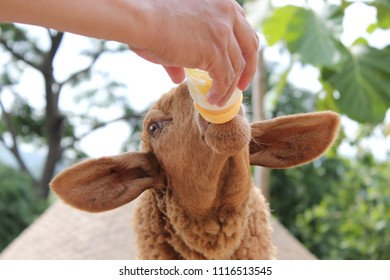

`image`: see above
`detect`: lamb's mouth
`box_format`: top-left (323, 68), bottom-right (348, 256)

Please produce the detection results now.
top-left (197, 106), bottom-right (250, 154)
top-left (197, 106), bottom-right (245, 134)
top-left (197, 113), bottom-right (211, 134)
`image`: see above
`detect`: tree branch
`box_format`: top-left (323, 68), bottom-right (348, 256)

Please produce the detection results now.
top-left (0, 93), bottom-right (37, 184)
top-left (61, 113), bottom-right (143, 152)
top-left (0, 37), bottom-right (42, 71)
top-left (48, 30), bottom-right (64, 61)
top-left (58, 41), bottom-right (106, 90)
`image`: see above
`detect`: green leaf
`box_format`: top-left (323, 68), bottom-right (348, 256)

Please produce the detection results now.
top-left (0, 23), bottom-right (28, 42)
top-left (286, 8), bottom-right (342, 66)
top-left (320, 4), bottom-right (345, 38)
top-left (367, 23), bottom-right (379, 33)
top-left (316, 80), bottom-right (341, 113)
top-left (262, 5), bottom-right (298, 46)
top-left (352, 37), bottom-right (369, 46)
top-left (322, 45), bottom-right (390, 123)
top-left (262, 5), bottom-right (344, 66)
top-left (369, 0), bottom-right (390, 29)
top-left (341, 0), bottom-right (353, 11)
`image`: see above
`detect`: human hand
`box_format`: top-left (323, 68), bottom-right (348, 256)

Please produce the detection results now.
top-left (130, 0), bottom-right (259, 107)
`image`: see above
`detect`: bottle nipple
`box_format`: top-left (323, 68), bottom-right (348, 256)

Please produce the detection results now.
top-left (184, 68), bottom-right (243, 124)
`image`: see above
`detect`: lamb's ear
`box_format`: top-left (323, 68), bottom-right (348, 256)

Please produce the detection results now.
top-left (51, 152), bottom-right (165, 212)
top-left (249, 112), bottom-right (340, 168)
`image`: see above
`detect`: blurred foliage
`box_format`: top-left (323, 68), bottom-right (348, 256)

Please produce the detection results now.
top-left (248, 0), bottom-right (390, 123)
top-left (242, 0), bottom-right (390, 259)
top-left (0, 162), bottom-right (48, 252)
top-left (270, 157), bottom-right (345, 236)
top-left (322, 45), bottom-right (390, 123)
top-left (269, 81), bottom-right (390, 259)
top-left (0, 23), bottom-right (142, 250)
top-left (271, 153), bottom-right (390, 259)
top-left (296, 154), bottom-right (390, 259)
top-left (0, 23), bottom-right (143, 198)
top-left (262, 4), bottom-right (344, 66)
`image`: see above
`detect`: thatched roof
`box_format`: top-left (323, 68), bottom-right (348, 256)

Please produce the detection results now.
top-left (0, 199), bottom-right (316, 260)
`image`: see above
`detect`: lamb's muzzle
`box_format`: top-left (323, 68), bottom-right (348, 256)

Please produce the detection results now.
top-left (197, 105), bottom-right (245, 134)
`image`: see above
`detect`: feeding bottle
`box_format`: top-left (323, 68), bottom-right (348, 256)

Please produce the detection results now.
top-left (185, 68), bottom-right (243, 124)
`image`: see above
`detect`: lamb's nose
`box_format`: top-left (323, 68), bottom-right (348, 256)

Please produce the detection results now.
top-left (198, 104), bottom-right (245, 131)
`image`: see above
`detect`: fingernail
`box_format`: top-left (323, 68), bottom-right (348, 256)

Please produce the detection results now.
top-left (238, 79), bottom-right (250, 91)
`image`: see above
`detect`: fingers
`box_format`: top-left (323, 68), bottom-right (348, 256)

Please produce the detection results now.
top-left (237, 47), bottom-right (258, 91)
top-left (232, 0), bottom-right (246, 17)
top-left (207, 33), bottom-right (245, 106)
top-left (234, 17), bottom-right (260, 91)
top-left (163, 66), bottom-right (185, 84)
top-left (133, 0), bottom-right (259, 107)
top-left (207, 3), bottom-right (259, 107)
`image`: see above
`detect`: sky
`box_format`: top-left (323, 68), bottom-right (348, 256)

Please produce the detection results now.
top-left (0, 0), bottom-right (389, 164)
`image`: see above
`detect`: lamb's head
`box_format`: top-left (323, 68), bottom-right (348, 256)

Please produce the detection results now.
top-left (138, 84), bottom-right (253, 216)
top-left (51, 84), bottom-right (340, 217)
top-left (142, 84), bottom-right (251, 160)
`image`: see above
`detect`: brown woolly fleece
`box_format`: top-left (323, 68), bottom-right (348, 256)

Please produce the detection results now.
top-left (51, 84), bottom-right (340, 260)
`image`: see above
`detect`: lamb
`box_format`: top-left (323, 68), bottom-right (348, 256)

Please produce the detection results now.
top-left (51, 83), bottom-right (340, 259)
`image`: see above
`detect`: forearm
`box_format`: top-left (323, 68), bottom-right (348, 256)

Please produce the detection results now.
top-left (1, 0), bottom-right (259, 106)
top-left (0, 0), bottom-right (153, 48)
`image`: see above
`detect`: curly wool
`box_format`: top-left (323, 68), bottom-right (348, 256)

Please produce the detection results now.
top-left (134, 186), bottom-right (274, 260)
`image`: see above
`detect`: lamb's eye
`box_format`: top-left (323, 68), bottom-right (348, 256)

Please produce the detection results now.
top-left (148, 119), bottom-right (172, 137)
top-left (149, 122), bottom-right (161, 136)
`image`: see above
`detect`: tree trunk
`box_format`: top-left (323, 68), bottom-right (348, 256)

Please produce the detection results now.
top-left (251, 48), bottom-right (270, 200)
top-left (37, 31), bottom-right (65, 198)
top-left (1, 27), bottom-right (131, 199)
